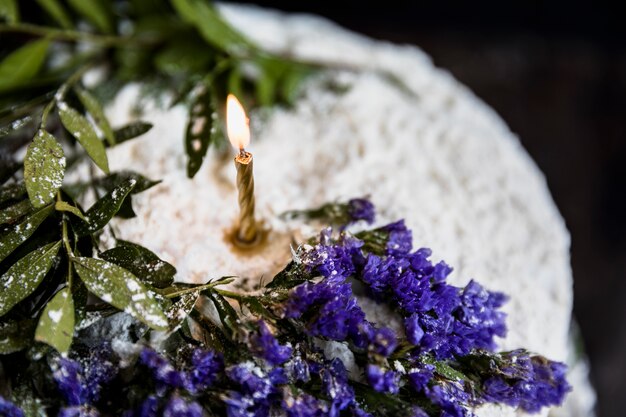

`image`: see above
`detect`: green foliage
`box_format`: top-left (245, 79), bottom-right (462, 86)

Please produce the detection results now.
top-left (0, 40), bottom-right (49, 92)
top-left (34, 287), bottom-right (75, 354)
top-left (0, 241), bottom-right (61, 317)
top-left (0, 0), bottom-right (314, 359)
top-left (72, 257), bottom-right (168, 330)
top-left (24, 130), bottom-right (66, 208)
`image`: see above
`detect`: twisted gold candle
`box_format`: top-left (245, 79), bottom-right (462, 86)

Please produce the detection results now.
top-left (227, 94), bottom-right (258, 245)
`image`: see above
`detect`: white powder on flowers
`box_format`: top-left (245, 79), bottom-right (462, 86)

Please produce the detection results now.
top-left (103, 4), bottom-right (594, 416)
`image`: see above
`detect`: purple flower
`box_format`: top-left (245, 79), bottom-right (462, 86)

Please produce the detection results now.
top-left (405, 314), bottom-right (425, 345)
top-left (424, 383), bottom-right (472, 417)
top-left (53, 359), bottom-right (88, 406)
top-left (162, 396), bottom-right (203, 417)
top-left (347, 198), bottom-right (375, 225)
top-left (282, 393), bottom-right (327, 417)
top-left (250, 320), bottom-right (293, 366)
top-left (365, 326), bottom-right (398, 357)
top-left (407, 363), bottom-right (435, 392)
top-left (383, 220), bottom-right (412, 255)
top-left (187, 349), bottom-right (223, 393)
top-left (365, 365), bottom-right (399, 394)
top-left (139, 348), bottom-right (188, 391)
top-left (285, 355), bottom-right (310, 383)
top-left (0, 396), bottom-right (24, 417)
top-left (320, 359), bottom-right (355, 416)
top-left (481, 352), bottom-right (571, 413)
top-left (224, 362), bottom-right (283, 417)
top-left (135, 395), bottom-right (160, 417)
top-left (58, 406), bottom-right (100, 417)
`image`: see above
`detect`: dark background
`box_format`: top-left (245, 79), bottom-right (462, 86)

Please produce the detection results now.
top-left (236, 1), bottom-right (625, 416)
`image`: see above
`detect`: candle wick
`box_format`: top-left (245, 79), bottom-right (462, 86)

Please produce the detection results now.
top-left (239, 147), bottom-right (246, 157)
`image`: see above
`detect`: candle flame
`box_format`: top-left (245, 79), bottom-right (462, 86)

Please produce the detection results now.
top-left (226, 94), bottom-right (250, 150)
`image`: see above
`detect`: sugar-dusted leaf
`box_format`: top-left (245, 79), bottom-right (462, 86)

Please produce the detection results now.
top-left (170, 0), bottom-right (253, 54)
top-left (24, 130), bottom-right (66, 208)
top-left (206, 290), bottom-right (239, 337)
top-left (0, 40), bottom-right (49, 92)
top-left (35, 287), bottom-right (74, 354)
top-left (185, 82), bottom-right (218, 178)
top-left (67, 0), bottom-right (112, 32)
top-left (94, 171), bottom-right (160, 195)
top-left (76, 87), bottom-right (115, 146)
top-left (166, 291), bottom-right (199, 331)
top-left (0, 182), bottom-right (26, 204)
top-left (58, 104), bottom-right (109, 173)
top-left (72, 257), bottom-right (168, 330)
top-left (0, 204), bottom-right (53, 263)
top-left (54, 201), bottom-right (85, 220)
top-left (0, 318), bottom-right (36, 354)
top-left (0, 241), bottom-right (61, 317)
top-left (73, 178), bottom-right (136, 236)
top-left (100, 240), bottom-right (176, 289)
top-left (0, 0), bottom-right (18, 23)
top-left (111, 121), bottom-right (153, 145)
top-left (36, 0), bottom-right (72, 29)
top-left (0, 199), bottom-right (32, 225)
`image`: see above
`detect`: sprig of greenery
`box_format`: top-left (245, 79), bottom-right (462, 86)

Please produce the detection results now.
top-left (0, 0), bottom-right (313, 357)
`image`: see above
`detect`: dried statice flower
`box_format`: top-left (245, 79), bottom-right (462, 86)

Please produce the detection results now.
top-left (365, 364), bottom-right (400, 394)
top-left (57, 406), bottom-right (101, 417)
top-left (162, 396), bottom-right (203, 417)
top-left (249, 320), bottom-right (293, 366)
top-left (0, 396), bottom-right (24, 417)
top-left (53, 359), bottom-right (88, 406)
top-left (480, 351), bottom-right (571, 413)
top-left (139, 348), bottom-right (188, 391)
top-left (346, 198), bottom-right (375, 225)
top-left (187, 348), bottom-right (223, 393)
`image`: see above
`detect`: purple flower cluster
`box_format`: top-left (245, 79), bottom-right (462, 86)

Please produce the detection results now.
top-left (52, 348), bottom-right (116, 416)
top-left (481, 350), bottom-right (571, 413)
top-left (249, 320), bottom-right (293, 366)
top-left (0, 396), bottom-right (23, 417)
top-left (346, 198), bottom-right (375, 225)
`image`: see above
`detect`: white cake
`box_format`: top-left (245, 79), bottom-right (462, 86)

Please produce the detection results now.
top-left (103, 4), bottom-right (595, 416)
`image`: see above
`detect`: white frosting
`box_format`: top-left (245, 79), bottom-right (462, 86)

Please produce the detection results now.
top-left (103, 4), bottom-right (594, 416)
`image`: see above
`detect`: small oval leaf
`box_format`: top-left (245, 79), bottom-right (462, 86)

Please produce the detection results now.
top-left (76, 87), bottom-right (115, 146)
top-left (0, 199), bottom-right (32, 225)
top-left (35, 287), bottom-right (74, 354)
top-left (0, 204), bottom-right (54, 263)
top-left (73, 178), bottom-right (136, 236)
top-left (0, 241), bottom-right (62, 317)
top-left (54, 201), bottom-right (85, 220)
top-left (36, 0), bottom-right (72, 29)
top-left (100, 240), bottom-right (176, 289)
top-left (0, 182), bottom-right (26, 205)
top-left (0, 39), bottom-right (49, 92)
top-left (111, 121), bottom-right (153, 145)
top-left (185, 83), bottom-right (218, 178)
top-left (58, 104), bottom-right (109, 173)
top-left (72, 257), bottom-right (168, 330)
top-left (24, 130), bottom-right (66, 208)
top-left (66, 0), bottom-right (112, 32)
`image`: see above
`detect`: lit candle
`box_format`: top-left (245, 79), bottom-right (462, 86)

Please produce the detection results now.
top-left (226, 94), bottom-right (258, 245)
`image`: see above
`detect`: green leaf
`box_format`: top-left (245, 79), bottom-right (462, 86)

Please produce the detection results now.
top-left (0, 204), bottom-right (53, 263)
top-left (165, 291), bottom-right (198, 331)
top-left (100, 240), bottom-right (176, 289)
top-left (73, 178), bottom-right (136, 236)
top-left (35, 287), bottom-right (74, 354)
top-left (54, 201), bottom-right (85, 220)
top-left (111, 121), bottom-right (153, 145)
top-left (0, 40), bottom-right (49, 93)
top-left (170, 0), bottom-right (253, 54)
top-left (0, 182), bottom-right (26, 204)
top-left (67, 0), bottom-right (112, 33)
top-left (185, 82), bottom-right (218, 178)
top-left (24, 130), bottom-right (66, 208)
top-left (72, 257), bottom-right (168, 330)
top-left (154, 39), bottom-right (212, 76)
top-left (94, 171), bottom-right (160, 195)
top-left (0, 0), bottom-right (18, 23)
top-left (36, 0), bottom-right (72, 29)
top-left (58, 104), bottom-right (109, 173)
top-left (206, 290), bottom-right (239, 337)
top-left (0, 241), bottom-right (62, 317)
top-left (0, 199), bottom-right (32, 225)
top-left (0, 319), bottom-right (36, 354)
top-left (76, 87), bottom-right (116, 146)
